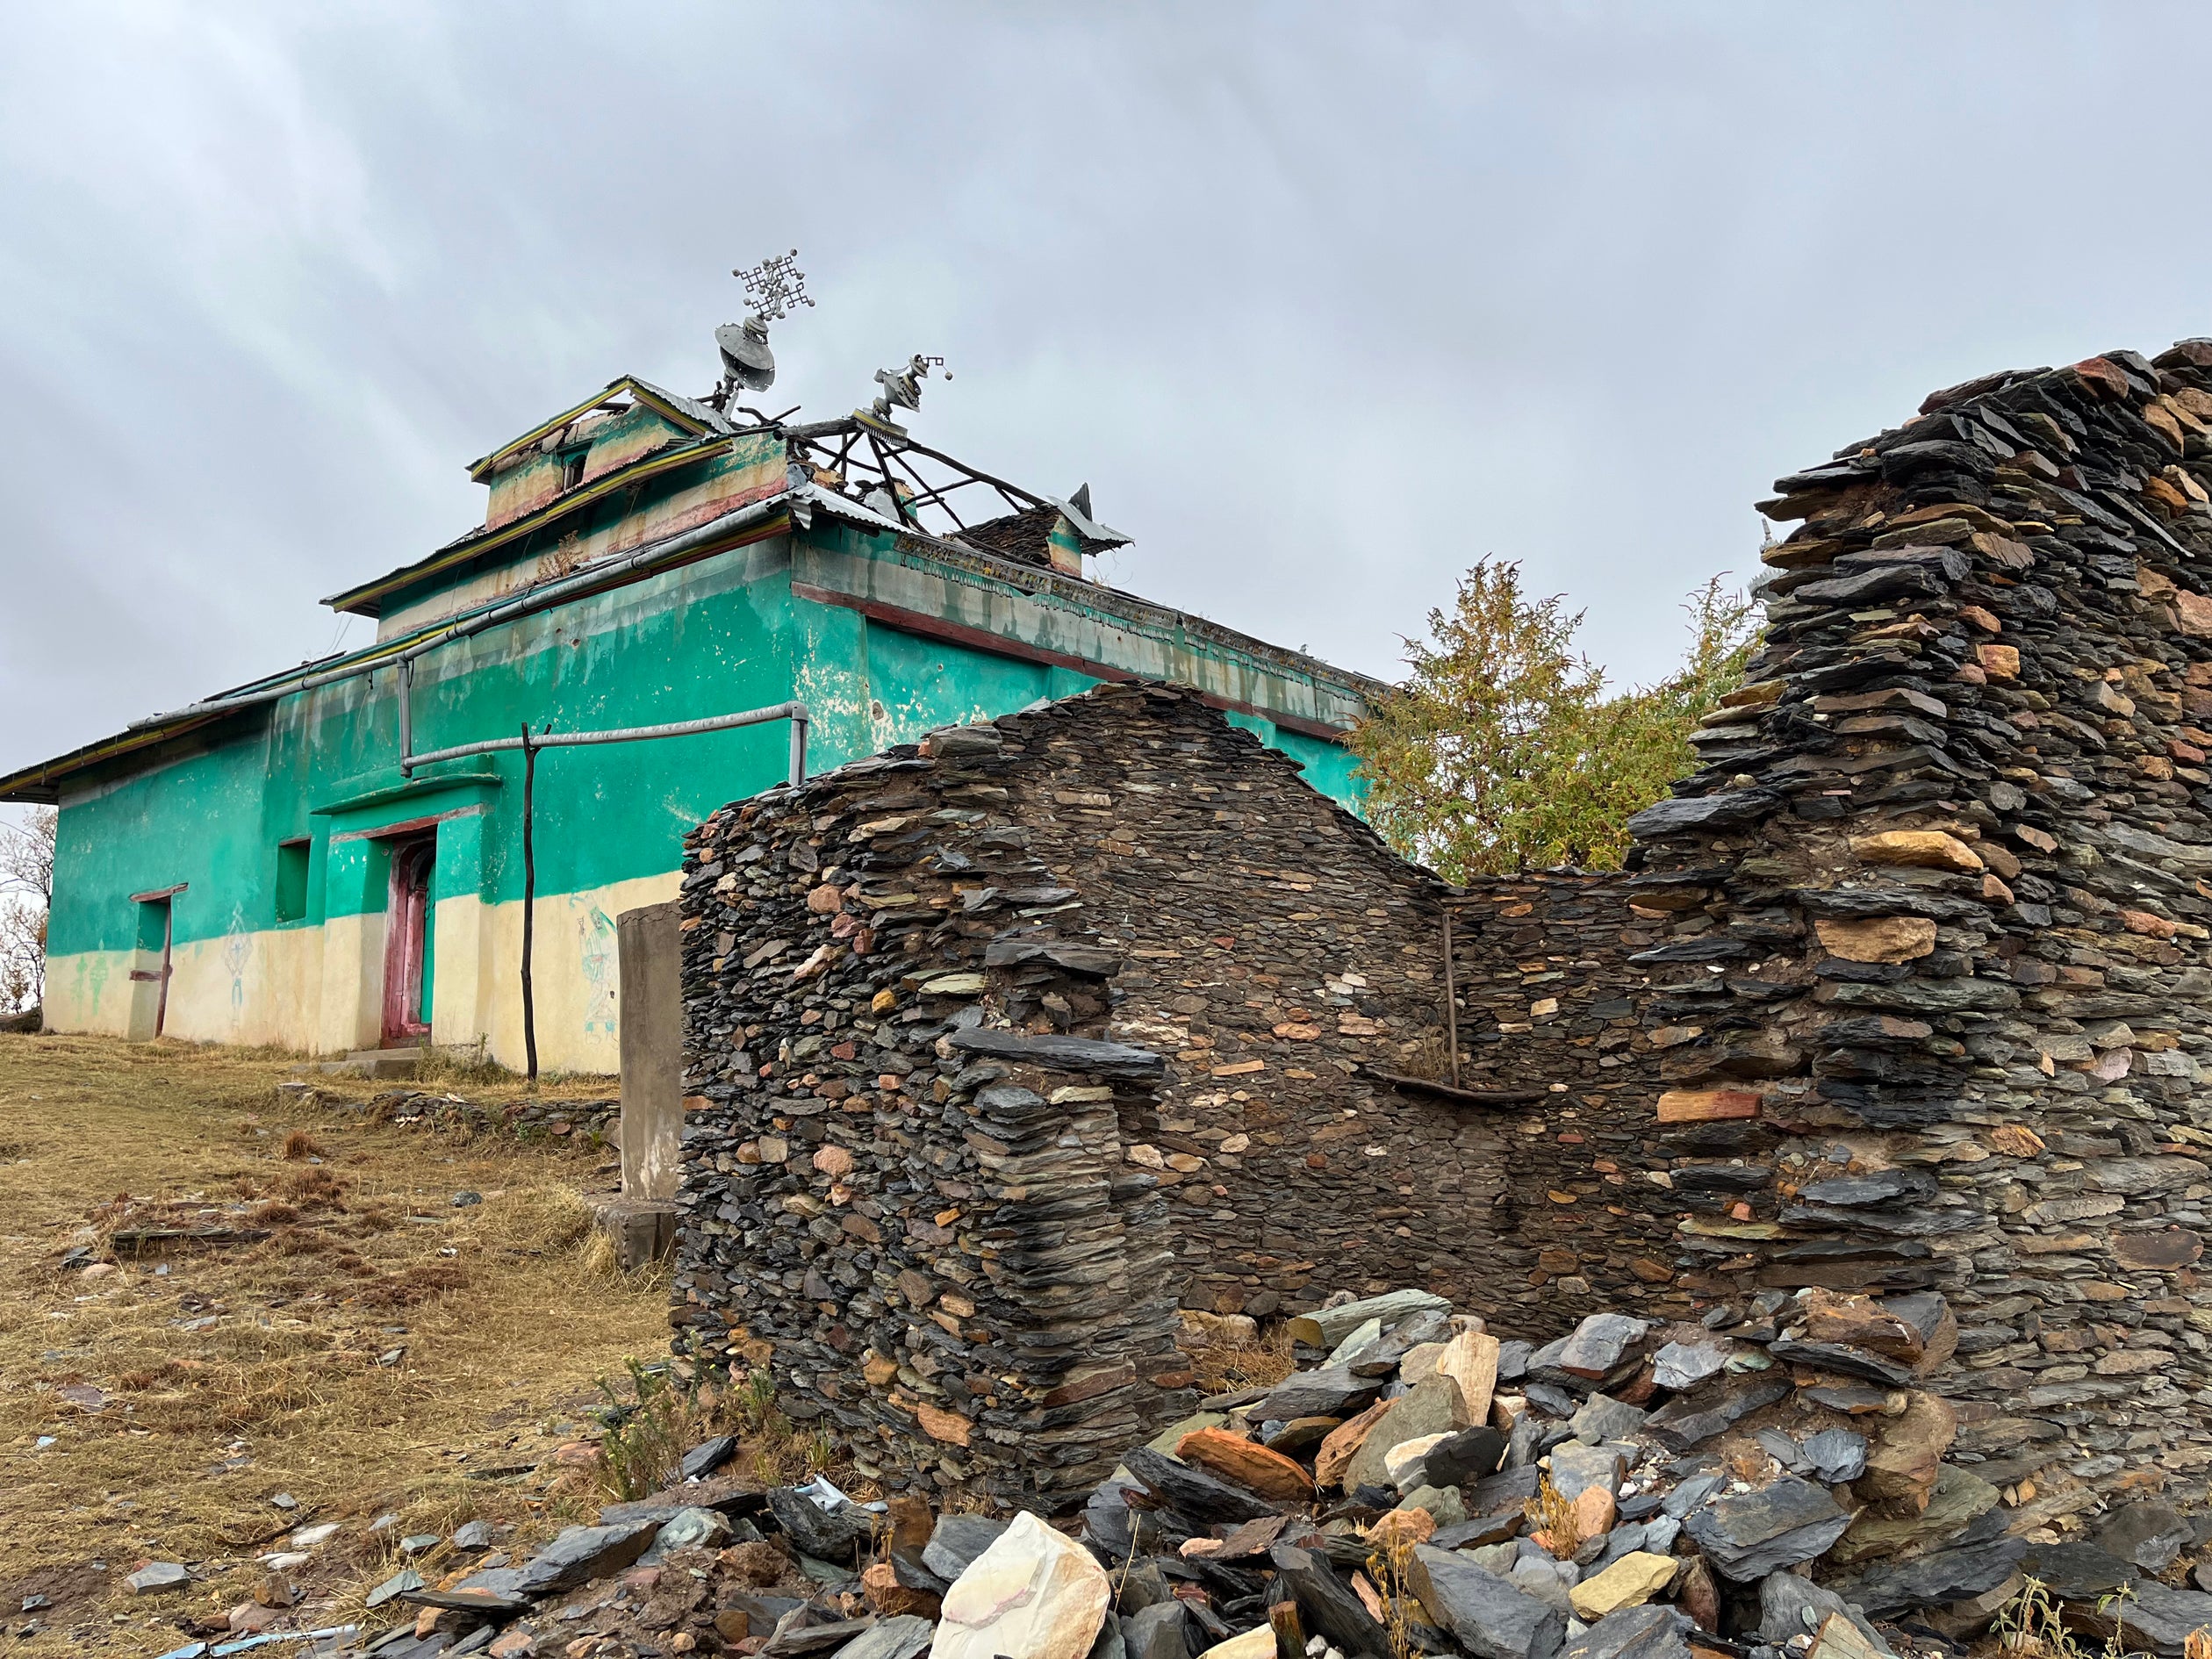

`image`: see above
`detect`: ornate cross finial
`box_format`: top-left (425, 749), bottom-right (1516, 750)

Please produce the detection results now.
top-left (733, 250), bottom-right (814, 324)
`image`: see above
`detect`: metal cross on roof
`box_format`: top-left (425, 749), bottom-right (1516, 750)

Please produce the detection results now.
top-left (733, 249), bottom-right (815, 324)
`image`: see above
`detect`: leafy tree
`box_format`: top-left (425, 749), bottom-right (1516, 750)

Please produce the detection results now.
top-left (1351, 563), bottom-right (1756, 879)
top-left (0, 807), bottom-right (56, 1015)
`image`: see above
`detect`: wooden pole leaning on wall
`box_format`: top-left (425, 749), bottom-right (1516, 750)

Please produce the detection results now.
top-left (520, 722), bottom-right (539, 1084)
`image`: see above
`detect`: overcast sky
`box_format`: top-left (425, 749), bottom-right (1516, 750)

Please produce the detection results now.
top-left (8, 2), bottom-right (2212, 799)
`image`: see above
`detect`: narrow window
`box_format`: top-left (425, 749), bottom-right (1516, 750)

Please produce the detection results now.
top-left (561, 448), bottom-right (588, 492)
top-left (275, 838), bottom-right (310, 923)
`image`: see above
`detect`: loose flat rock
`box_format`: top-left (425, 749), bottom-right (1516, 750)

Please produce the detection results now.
top-left (1802, 1428), bottom-right (1867, 1483)
top-left (1269, 1544), bottom-right (1394, 1657)
top-left (514, 1519), bottom-right (660, 1596)
top-left (770, 1487), bottom-right (874, 1564)
top-left (838, 1614), bottom-right (937, 1659)
top-left (929, 1510), bottom-right (1110, 1659)
top-left (1547, 1441), bottom-right (1625, 1505)
top-left (1399, 1426), bottom-right (1506, 1491)
top-left (1341, 1373), bottom-right (1471, 1492)
top-left (128, 1562), bottom-right (190, 1594)
top-left (1174, 1429), bottom-right (1311, 1503)
top-left (1829, 1466), bottom-right (1995, 1567)
top-left (1556, 1315), bottom-right (1649, 1380)
top-left (2060, 1579), bottom-right (2212, 1656)
top-left (1683, 1476), bottom-right (1851, 1581)
top-left (1645, 1375), bottom-right (1792, 1451)
top-left (1123, 1447), bottom-right (1283, 1524)
top-left (1559, 1604), bottom-right (1694, 1659)
top-left (1287, 1289), bottom-right (1451, 1349)
top-left (1651, 1339), bottom-right (1729, 1391)
top-left (1569, 1553), bottom-right (1677, 1621)
top-left (1838, 1538), bottom-right (2027, 1618)
top-left (1405, 1543), bottom-right (1566, 1659)
top-left (922, 1515), bottom-right (1009, 1583)
top-left (1121, 1603), bottom-right (1189, 1659)
top-left (1253, 1367), bottom-right (1382, 1423)
top-left (1571, 1394), bottom-right (1648, 1446)
top-left (1758, 1569), bottom-right (1891, 1655)
top-left (2099, 1500), bottom-right (2192, 1573)
top-left (2016, 1541), bottom-right (2135, 1600)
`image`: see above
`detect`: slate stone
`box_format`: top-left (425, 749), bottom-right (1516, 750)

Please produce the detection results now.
top-left (1572, 1395), bottom-right (1649, 1447)
top-left (1406, 1543), bottom-right (1567, 1659)
top-left (680, 1434), bottom-right (737, 1480)
top-left (1763, 1339), bottom-right (1915, 1387)
top-left (1122, 1602), bottom-right (1190, 1659)
top-left (1344, 1374), bottom-right (1473, 1491)
top-left (1757, 1569), bottom-right (1891, 1656)
top-left (1252, 1367), bottom-right (1382, 1423)
top-left (1269, 1544), bottom-right (1393, 1657)
top-left (1802, 1428), bottom-right (1867, 1483)
top-left (2099, 1500), bottom-right (2192, 1573)
top-left (1558, 1604), bottom-right (1694, 1659)
top-left (1645, 1375), bottom-right (1792, 1451)
top-left (945, 1028), bottom-right (1166, 1078)
top-left (1661, 1475), bottom-right (1722, 1519)
top-left (1123, 1447), bottom-right (1282, 1525)
top-left (1682, 1477), bottom-right (1851, 1582)
top-left (366, 1569), bottom-right (426, 1608)
top-left (1402, 1425), bottom-right (1506, 1490)
top-left (126, 1562), bottom-right (190, 1594)
top-left (450, 1520), bottom-right (495, 1551)
top-left (1547, 1442), bottom-right (1624, 1504)
top-left (2013, 1542), bottom-right (2133, 1601)
top-left (1830, 1466), bottom-right (1997, 1567)
top-left (514, 1519), bottom-right (661, 1595)
top-left (1626, 788), bottom-right (1785, 838)
top-left (1839, 1538), bottom-right (2027, 1618)
top-left (1555, 1316), bottom-right (1651, 1379)
top-left (1650, 1339), bottom-right (1730, 1391)
top-left (1496, 1340), bottom-right (1534, 1382)
top-left (768, 1487), bottom-right (873, 1565)
top-left (1753, 1430), bottom-right (1809, 1476)
top-left (922, 1514), bottom-right (1009, 1582)
top-left (832, 1616), bottom-right (937, 1659)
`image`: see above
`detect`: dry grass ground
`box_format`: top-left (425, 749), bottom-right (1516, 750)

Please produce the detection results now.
top-left (0, 1032), bottom-right (672, 1654)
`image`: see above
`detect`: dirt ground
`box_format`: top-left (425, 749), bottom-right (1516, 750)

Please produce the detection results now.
top-left (0, 1032), bottom-right (672, 1655)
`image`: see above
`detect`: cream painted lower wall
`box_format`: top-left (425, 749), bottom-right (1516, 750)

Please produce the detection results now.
top-left (41, 868), bottom-right (681, 1077)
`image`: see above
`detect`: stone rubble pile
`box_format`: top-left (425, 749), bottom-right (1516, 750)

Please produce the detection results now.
top-left (153, 1288), bottom-right (2212, 1659)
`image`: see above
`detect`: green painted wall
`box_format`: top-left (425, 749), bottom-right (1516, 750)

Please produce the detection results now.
top-left (45, 507), bottom-right (1372, 1063)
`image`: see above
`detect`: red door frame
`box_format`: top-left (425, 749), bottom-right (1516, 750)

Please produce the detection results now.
top-left (380, 837), bottom-right (436, 1046)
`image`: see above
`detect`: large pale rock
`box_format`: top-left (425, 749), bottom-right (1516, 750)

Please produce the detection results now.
top-left (930, 1511), bottom-right (1111, 1659)
top-left (1569, 1553), bottom-right (1678, 1620)
top-left (1287, 1289), bottom-right (1450, 1349)
top-left (1433, 1329), bottom-right (1503, 1424)
top-left (1195, 1627), bottom-right (1274, 1659)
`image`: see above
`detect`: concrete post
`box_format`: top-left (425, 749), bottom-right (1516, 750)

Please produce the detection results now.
top-left (615, 901), bottom-right (684, 1202)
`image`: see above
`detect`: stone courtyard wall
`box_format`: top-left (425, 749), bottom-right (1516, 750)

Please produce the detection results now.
top-left (669, 683), bottom-right (1546, 1505)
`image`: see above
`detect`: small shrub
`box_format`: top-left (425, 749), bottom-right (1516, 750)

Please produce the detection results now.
top-left (280, 1130), bottom-right (325, 1161)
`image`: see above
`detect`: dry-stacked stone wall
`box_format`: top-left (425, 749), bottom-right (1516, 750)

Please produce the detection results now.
top-left (1607, 339), bottom-right (2212, 1511)
top-left (672, 343), bottom-right (2212, 1515)
top-left (668, 684), bottom-right (1577, 1505)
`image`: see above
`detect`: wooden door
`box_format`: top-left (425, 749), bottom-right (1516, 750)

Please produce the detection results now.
top-left (381, 838), bottom-right (436, 1045)
top-left (127, 895), bottom-right (175, 1038)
